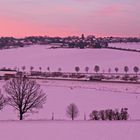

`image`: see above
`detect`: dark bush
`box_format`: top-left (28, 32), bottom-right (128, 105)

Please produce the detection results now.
top-left (89, 108), bottom-right (129, 121)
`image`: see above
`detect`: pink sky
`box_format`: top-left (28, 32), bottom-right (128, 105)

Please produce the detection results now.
top-left (0, 0), bottom-right (140, 37)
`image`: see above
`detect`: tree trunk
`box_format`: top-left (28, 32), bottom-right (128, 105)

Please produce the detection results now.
top-left (19, 113), bottom-right (23, 120)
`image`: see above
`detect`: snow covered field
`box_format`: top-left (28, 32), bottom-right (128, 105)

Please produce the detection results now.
top-left (0, 44), bottom-right (140, 73)
top-left (0, 45), bottom-right (140, 140)
top-left (109, 42), bottom-right (140, 51)
top-left (0, 79), bottom-right (140, 120)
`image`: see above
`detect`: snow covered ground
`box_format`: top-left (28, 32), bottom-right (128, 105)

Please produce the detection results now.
top-left (0, 45), bottom-right (140, 140)
top-left (0, 120), bottom-right (140, 140)
top-left (0, 44), bottom-right (140, 73)
top-left (0, 79), bottom-right (140, 120)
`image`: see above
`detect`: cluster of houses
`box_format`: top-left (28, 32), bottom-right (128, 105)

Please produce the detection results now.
top-left (1, 35), bottom-right (140, 50)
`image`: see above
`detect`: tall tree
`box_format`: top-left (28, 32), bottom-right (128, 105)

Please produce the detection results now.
top-left (124, 66), bottom-right (129, 74)
top-left (58, 67), bottom-right (62, 72)
top-left (133, 66), bottom-right (139, 76)
top-left (66, 103), bottom-right (79, 120)
top-left (85, 66), bottom-right (89, 73)
top-left (4, 77), bottom-right (47, 120)
top-left (108, 68), bottom-right (111, 73)
top-left (115, 67), bottom-right (119, 73)
top-left (21, 66), bottom-right (26, 71)
top-left (94, 65), bottom-right (100, 73)
top-left (39, 67), bottom-right (42, 72)
top-left (30, 66), bottom-right (34, 72)
top-left (47, 67), bottom-right (50, 72)
top-left (75, 66), bottom-right (80, 74)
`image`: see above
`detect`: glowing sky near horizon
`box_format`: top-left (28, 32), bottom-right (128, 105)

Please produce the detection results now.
top-left (0, 0), bottom-right (140, 37)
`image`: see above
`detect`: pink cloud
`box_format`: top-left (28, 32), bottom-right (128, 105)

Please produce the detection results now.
top-left (97, 4), bottom-right (124, 16)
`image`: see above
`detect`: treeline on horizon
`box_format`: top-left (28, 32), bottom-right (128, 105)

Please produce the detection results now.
top-left (0, 35), bottom-right (140, 49)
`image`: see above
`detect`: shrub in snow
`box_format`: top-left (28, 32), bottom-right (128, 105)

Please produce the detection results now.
top-left (89, 108), bottom-right (129, 121)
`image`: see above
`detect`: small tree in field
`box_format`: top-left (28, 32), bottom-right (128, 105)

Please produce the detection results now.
top-left (39, 67), bottom-right (42, 72)
top-left (58, 67), bottom-right (62, 72)
top-left (133, 66), bottom-right (139, 76)
top-left (21, 66), bottom-right (26, 72)
top-left (115, 67), bottom-right (119, 73)
top-left (85, 66), bottom-right (89, 73)
top-left (75, 66), bottom-right (80, 74)
top-left (94, 65), bottom-right (100, 73)
top-left (66, 103), bottom-right (79, 120)
top-left (124, 66), bottom-right (129, 74)
top-left (4, 77), bottom-right (47, 120)
top-left (108, 68), bottom-right (111, 73)
top-left (30, 66), bottom-right (34, 72)
top-left (47, 67), bottom-right (50, 72)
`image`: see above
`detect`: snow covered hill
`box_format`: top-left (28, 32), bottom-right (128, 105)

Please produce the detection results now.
top-left (0, 45), bottom-right (140, 140)
top-left (0, 45), bottom-right (140, 73)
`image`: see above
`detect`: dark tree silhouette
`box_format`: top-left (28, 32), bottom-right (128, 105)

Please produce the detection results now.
top-left (39, 67), bottom-right (42, 72)
top-left (115, 67), bottom-right (119, 73)
top-left (89, 108), bottom-right (129, 121)
top-left (108, 68), bottom-right (111, 73)
top-left (124, 66), bottom-right (129, 74)
top-left (0, 91), bottom-right (6, 110)
top-left (89, 110), bottom-right (99, 120)
top-left (58, 67), bottom-right (62, 72)
top-left (66, 103), bottom-right (79, 120)
top-left (75, 66), bottom-right (80, 73)
top-left (94, 65), bottom-right (100, 73)
top-left (85, 66), bottom-right (89, 73)
top-left (133, 66), bottom-right (139, 76)
top-left (21, 66), bottom-right (26, 71)
top-left (120, 108), bottom-right (129, 120)
top-left (47, 67), bottom-right (50, 72)
top-left (4, 77), bottom-right (47, 120)
top-left (30, 66), bottom-right (34, 71)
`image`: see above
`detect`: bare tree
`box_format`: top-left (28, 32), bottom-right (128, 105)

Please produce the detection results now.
top-left (0, 91), bottom-right (6, 110)
top-left (85, 66), bottom-right (89, 73)
top-left (108, 68), bottom-right (111, 73)
top-left (133, 66), bottom-right (139, 76)
top-left (75, 66), bottom-right (80, 74)
top-left (115, 67), bottom-right (119, 73)
top-left (39, 67), bottom-right (42, 72)
top-left (47, 67), bottom-right (50, 72)
top-left (94, 65), bottom-right (100, 73)
top-left (124, 66), bottom-right (129, 74)
top-left (4, 77), bottom-right (47, 120)
top-left (21, 66), bottom-right (26, 71)
top-left (58, 67), bottom-right (62, 72)
top-left (30, 66), bottom-right (34, 72)
top-left (66, 103), bottom-right (79, 120)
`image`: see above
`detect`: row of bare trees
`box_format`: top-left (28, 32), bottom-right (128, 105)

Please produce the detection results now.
top-left (29, 65), bottom-right (140, 75)
top-left (2, 65), bottom-right (139, 75)
top-left (75, 65), bottom-right (139, 74)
